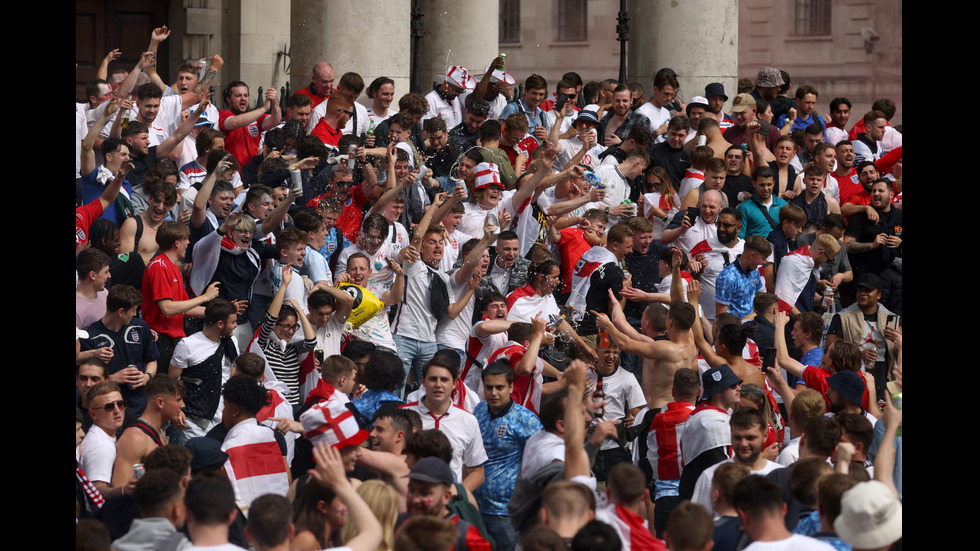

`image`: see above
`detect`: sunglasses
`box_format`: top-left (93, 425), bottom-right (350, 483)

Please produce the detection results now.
top-left (97, 399), bottom-right (127, 412)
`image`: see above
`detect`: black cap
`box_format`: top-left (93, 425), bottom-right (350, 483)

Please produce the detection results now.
top-left (404, 457), bottom-right (454, 486)
top-left (185, 437), bottom-right (229, 472)
top-left (856, 274), bottom-right (882, 292)
top-left (702, 364), bottom-right (743, 400)
top-left (705, 83), bottom-right (728, 101)
top-left (828, 370), bottom-right (866, 405)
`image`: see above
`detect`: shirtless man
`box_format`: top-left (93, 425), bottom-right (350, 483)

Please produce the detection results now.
top-left (686, 281), bottom-right (764, 389)
top-left (120, 178), bottom-right (178, 265)
top-left (111, 375), bottom-right (186, 486)
top-left (594, 249), bottom-right (698, 412)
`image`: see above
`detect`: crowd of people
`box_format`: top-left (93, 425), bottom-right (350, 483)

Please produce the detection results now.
top-left (76, 26), bottom-right (903, 551)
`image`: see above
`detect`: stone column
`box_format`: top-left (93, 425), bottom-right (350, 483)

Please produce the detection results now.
top-left (417, 0), bottom-right (498, 93)
top-left (628, 0), bottom-right (738, 112)
top-left (291, 0), bottom-right (411, 104)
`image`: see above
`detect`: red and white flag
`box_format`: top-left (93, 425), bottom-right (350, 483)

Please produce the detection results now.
top-left (222, 420), bottom-right (290, 515)
top-left (567, 246), bottom-right (618, 320)
top-left (774, 246), bottom-right (816, 313)
top-left (487, 341), bottom-right (543, 414)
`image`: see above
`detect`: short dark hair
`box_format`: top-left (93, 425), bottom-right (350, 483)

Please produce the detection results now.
top-left (76, 248), bottom-right (111, 279)
top-left (538, 389), bottom-right (568, 432)
top-left (525, 73), bottom-right (547, 91)
top-left (366, 76), bottom-right (394, 99)
top-left (571, 520), bottom-right (621, 551)
top-left (482, 359), bottom-right (515, 384)
top-left (134, 468), bottom-right (183, 518)
top-left (836, 413), bottom-right (874, 452)
top-left (204, 299), bottom-right (237, 326)
top-left (479, 119), bottom-right (502, 142)
top-left (830, 97), bottom-right (852, 111)
top-left (145, 374), bottom-right (185, 400)
top-left (106, 284), bottom-right (142, 312)
top-left (144, 444), bottom-right (193, 476)
top-left (404, 428), bottom-right (453, 464)
top-left (665, 501), bottom-right (714, 551)
top-left (221, 375), bottom-right (269, 416)
top-left (732, 475), bottom-right (783, 518)
top-left (248, 494), bottom-right (293, 547)
top-left (668, 300), bottom-right (696, 331)
top-left (364, 350), bottom-right (405, 391)
top-left (136, 83), bottom-right (163, 101)
top-left (421, 355), bottom-right (458, 381)
top-left (730, 406), bottom-right (766, 433)
top-left (788, 457), bottom-right (832, 507)
top-left (184, 471), bottom-right (237, 525)
top-left (234, 353), bottom-right (266, 380)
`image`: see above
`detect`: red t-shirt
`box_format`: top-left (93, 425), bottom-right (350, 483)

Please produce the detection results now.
top-left (142, 254), bottom-right (189, 338)
top-left (219, 110), bottom-right (268, 168)
top-left (76, 201), bottom-right (104, 251)
top-left (294, 85), bottom-right (331, 108)
top-left (310, 119), bottom-right (342, 150)
top-left (307, 185), bottom-right (368, 241)
top-left (801, 365), bottom-right (871, 411)
top-left (558, 227), bottom-right (592, 285)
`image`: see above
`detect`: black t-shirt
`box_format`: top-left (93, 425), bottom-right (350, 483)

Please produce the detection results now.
top-left (649, 142), bottom-right (692, 192)
top-left (723, 174), bottom-right (754, 206)
top-left (578, 262), bottom-right (625, 336)
top-left (624, 245), bottom-right (665, 319)
top-left (844, 207), bottom-right (903, 278)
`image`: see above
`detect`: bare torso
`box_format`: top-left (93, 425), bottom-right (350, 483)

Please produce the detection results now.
top-left (642, 339), bottom-right (699, 411)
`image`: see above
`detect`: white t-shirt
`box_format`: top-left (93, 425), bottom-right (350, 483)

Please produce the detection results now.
top-left (307, 99), bottom-right (370, 138)
top-left (335, 241), bottom-right (397, 293)
top-left (586, 366), bottom-right (646, 450)
top-left (79, 424), bottom-right (116, 484)
top-left (692, 458), bottom-right (781, 513)
top-left (743, 535), bottom-right (836, 551)
top-left (435, 269), bottom-right (476, 349)
top-left (391, 260), bottom-right (448, 342)
top-left (594, 163), bottom-right (631, 229)
top-left (171, 332), bottom-right (241, 423)
top-left (401, 400), bottom-right (488, 481)
top-left (635, 102), bottom-right (670, 143)
top-left (423, 89), bottom-right (464, 129)
top-left (439, 229), bottom-right (475, 273)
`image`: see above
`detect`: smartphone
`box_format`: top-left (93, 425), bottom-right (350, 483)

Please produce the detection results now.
top-left (885, 315), bottom-right (899, 330)
top-left (762, 347), bottom-right (777, 370)
top-left (555, 92), bottom-right (569, 111)
top-left (686, 206), bottom-right (700, 225)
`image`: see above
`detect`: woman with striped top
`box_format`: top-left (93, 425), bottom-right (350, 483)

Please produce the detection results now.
top-left (258, 267), bottom-right (316, 405)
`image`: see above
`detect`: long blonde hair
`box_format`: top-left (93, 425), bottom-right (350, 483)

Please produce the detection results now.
top-left (341, 480), bottom-right (398, 551)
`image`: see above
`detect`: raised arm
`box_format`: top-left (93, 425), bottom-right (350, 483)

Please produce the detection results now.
top-left (563, 358), bottom-right (591, 480)
top-left (221, 88), bottom-right (275, 132)
top-left (285, 297), bottom-right (316, 342)
top-left (314, 279), bottom-right (355, 325)
top-left (454, 214), bottom-right (497, 285)
top-left (472, 56), bottom-right (505, 105)
top-left (515, 315), bottom-right (547, 376)
top-left (190, 55), bottom-right (223, 99)
top-left (259, 158), bottom-right (315, 235)
top-left (309, 443), bottom-right (383, 551)
top-left (96, 48), bottom-right (121, 81)
top-left (773, 311), bottom-right (805, 378)
top-left (686, 281), bottom-right (724, 367)
top-left (746, 121), bottom-right (775, 164)
top-left (192, 155), bottom-right (235, 229)
top-left (81, 93), bottom-right (121, 176)
top-left (142, 27), bottom-right (171, 96)
top-left (156, 94), bottom-right (210, 159)
top-left (873, 393), bottom-right (901, 498)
